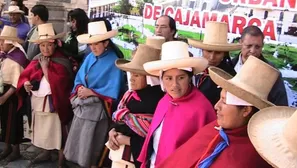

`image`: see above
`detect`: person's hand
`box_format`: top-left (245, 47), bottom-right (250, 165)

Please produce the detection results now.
top-left (116, 134), bottom-right (130, 146)
top-left (0, 96), bottom-right (7, 105)
top-left (24, 81), bottom-right (33, 92)
top-left (39, 56), bottom-right (50, 69)
top-left (77, 86), bottom-right (93, 99)
top-left (108, 128), bottom-right (120, 150)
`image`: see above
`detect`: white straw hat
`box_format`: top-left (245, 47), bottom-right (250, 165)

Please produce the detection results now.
top-left (143, 41), bottom-right (208, 76)
top-left (77, 21), bottom-right (117, 44)
top-left (248, 106), bottom-right (297, 168)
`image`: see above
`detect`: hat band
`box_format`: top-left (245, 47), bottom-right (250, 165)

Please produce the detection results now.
top-left (39, 34), bottom-right (55, 39)
top-left (226, 92), bottom-right (252, 106)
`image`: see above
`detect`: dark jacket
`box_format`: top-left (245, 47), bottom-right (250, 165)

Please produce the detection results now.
top-left (232, 54), bottom-right (288, 106)
top-left (195, 58), bottom-right (236, 106)
top-left (113, 85), bottom-right (164, 168)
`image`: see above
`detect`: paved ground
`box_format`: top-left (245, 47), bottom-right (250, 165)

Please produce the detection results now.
top-left (0, 142), bottom-right (81, 168)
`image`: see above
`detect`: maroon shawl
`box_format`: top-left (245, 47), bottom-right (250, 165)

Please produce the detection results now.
top-left (16, 50), bottom-right (73, 125)
top-left (158, 121), bottom-right (272, 168)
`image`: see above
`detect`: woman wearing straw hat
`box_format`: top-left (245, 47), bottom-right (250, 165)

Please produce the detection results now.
top-left (3, 5), bottom-right (30, 40)
top-left (107, 44), bottom-right (164, 168)
top-left (16, 23), bottom-right (73, 167)
top-left (0, 25), bottom-right (29, 161)
top-left (189, 21), bottom-right (240, 107)
top-left (138, 41), bottom-right (216, 168)
top-left (157, 56), bottom-right (276, 168)
top-left (63, 20), bottom-right (125, 168)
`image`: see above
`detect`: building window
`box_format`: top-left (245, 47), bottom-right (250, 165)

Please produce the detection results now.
top-left (248, 9), bottom-right (253, 17)
top-left (293, 14), bottom-right (297, 23)
top-left (279, 11), bottom-right (284, 21)
top-left (264, 11), bottom-right (268, 19)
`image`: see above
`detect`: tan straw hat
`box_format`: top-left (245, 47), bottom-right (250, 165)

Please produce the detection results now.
top-left (145, 36), bottom-right (165, 49)
top-left (143, 41), bottom-right (208, 76)
top-left (248, 106), bottom-right (297, 168)
top-left (188, 21), bottom-right (241, 51)
top-left (0, 25), bottom-right (24, 44)
top-left (115, 44), bottom-right (161, 76)
top-left (29, 23), bottom-right (65, 44)
top-left (77, 21), bottom-right (117, 44)
top-left (209, 56), bottom-right (279, 109)
top-left (4, 6), bottom-right (24, 14)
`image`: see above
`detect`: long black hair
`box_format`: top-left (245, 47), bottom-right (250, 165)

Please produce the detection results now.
top-left (91, 17), bottom-right (124, 58)
top-left (68, 8), bottom-right (89, 36)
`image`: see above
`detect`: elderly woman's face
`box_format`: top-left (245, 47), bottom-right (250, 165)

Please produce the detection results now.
top-left (89, 41), bottom-right (109, 56)
top-left (162, 69), bottom-right (191, 99)
top-left (0, 40), bottom-right (14, 53)
top-left (202, 50), bottom-right (225, 67)
top-left (129, 72), bottom-right (147, 91)
top-left (39, 41), bottom-right (56, 57)
top-left (215, 89), bottom-right (252, 129)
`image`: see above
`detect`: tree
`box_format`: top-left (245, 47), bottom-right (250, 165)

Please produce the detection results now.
top-left (136, 0), bottom-right (153, 16)
top-left (118, 0), bottom-right (132, 15)
top-left (112, 5), bottom-right (121, 13)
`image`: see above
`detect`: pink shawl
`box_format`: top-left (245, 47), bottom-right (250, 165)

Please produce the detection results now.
top-left (138, 87), bottom-right (216, 167)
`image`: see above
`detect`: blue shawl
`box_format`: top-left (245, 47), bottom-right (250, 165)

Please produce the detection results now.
top-left (73, 49), bottom-right (124, 100)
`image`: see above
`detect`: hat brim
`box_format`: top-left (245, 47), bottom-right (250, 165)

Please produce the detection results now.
top-left (4, 10), bottom-right (24, 14)
top-left (248, 106), bottom-right (296, 168)
top-left (208, 66), bottom-right (274, 109)
top-left (115, 59), bottom-right (153, 76)
top-left (143, 57), bottom-right (208, 76)
top-left (77, 30), bottom-right (117, 44)
top-left (188, 39), bottom-right (242, 52)
top-left (29, 32), bottom-right (66, 44)
top-left (0, 36), bottom-right (24, 44)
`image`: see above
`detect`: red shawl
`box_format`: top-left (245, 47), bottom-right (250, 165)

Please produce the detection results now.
top-left (16, 50), bottom-right (73, 125)
top-left (157, 120), bottom-right (272, 168)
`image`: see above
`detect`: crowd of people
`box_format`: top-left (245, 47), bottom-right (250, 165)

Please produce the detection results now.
top-left (0, 1), bottom-right (295, 168)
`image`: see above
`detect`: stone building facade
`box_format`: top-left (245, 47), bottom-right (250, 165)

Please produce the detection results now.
top-left (3, 0), bottom-right (88, 33)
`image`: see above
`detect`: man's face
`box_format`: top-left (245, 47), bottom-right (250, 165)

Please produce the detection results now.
top-left (240, 34), bottom-right (264, 63)
top-left (9, 13), bottom-right (22, 24)
top-left (155, 16), bottom-right (174, 41)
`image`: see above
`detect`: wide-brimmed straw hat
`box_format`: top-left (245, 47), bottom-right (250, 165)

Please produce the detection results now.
top-left (29, 23), bottom-right (65, 44)
top-left (4, 6), bottom-right (24, 14)
top-left (209, 56), bottom-right (279, 109)
top-left (248, 106), bottom-right (297, 168)
top-left (0, 25), bottom-right (23, 44)
top-left (77, 21), bottom-right (117, 44)
top-left (143, 41), bottom-right (208, 76)
top-left (115, 44), bottom-right (161, 76)
top-left (188, 21), bottom-right (241, 51)
top-left (145, 36), bottom-right (165, 49)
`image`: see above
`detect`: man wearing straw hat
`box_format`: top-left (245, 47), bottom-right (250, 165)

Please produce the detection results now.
top-left (3, 5), bottom-right (30, 40)
top-left (0, 25), bottom-right (29, 162)
top-left (189, 21), bottom-right (240, 106)
top-left (233, 25), bottom-right (288, 106)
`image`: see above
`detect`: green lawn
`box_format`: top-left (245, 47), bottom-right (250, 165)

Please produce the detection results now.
top-left (117, 45), bottom-right (132, 60)
top-left (120, 25), bottom-right (146, 44)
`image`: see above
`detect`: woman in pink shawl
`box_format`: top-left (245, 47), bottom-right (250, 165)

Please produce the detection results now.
top-left (138, 41), bottom-right (216, 168)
